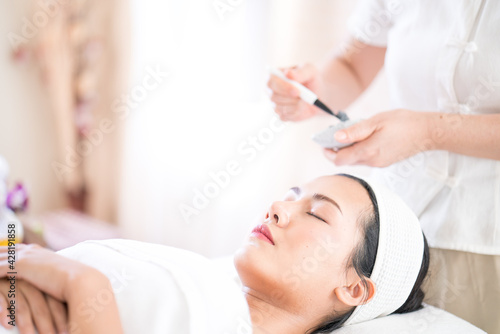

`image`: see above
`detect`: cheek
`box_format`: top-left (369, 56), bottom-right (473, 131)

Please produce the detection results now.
top-left (278, 231), bottom-right (350, 291)
top-left (287, 226), bottom-right (345, 264)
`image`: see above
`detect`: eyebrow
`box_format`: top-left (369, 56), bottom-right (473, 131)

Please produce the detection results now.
top-left (290, 187), bottom-right (343, 215)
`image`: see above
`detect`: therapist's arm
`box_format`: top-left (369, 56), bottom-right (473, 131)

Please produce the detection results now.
top-left (427, 112), bottom-right (500, 160)
top-left (324, 109), bottom-right (500, 167)
top-left (320, 38), bottom-right (387, 110)
top-left (268, 38), bottom-right (386, 121)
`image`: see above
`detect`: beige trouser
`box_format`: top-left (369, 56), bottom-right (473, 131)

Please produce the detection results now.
top-left (423, 248), bottom-right (500, 334)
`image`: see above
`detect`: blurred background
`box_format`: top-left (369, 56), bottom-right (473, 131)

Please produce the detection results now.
top-left (0, 0), bottom-right (389, 257)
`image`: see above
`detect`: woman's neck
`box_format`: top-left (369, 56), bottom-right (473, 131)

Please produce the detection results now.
top-left (243, 287), bottom-right (310, 334)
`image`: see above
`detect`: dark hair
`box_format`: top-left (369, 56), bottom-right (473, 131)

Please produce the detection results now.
top-left (307, 174), bottom-right (430, 334)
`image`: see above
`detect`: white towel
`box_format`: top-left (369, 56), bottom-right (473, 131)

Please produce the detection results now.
top-left (57, 239), bottom-right (253, 334)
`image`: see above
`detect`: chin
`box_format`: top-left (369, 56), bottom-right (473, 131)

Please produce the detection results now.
top-left (234, 245), bottom-right (302, 308)
top-left (233, 243), bottom-right (256, 280)
top-left (234, 242), bottom-right (278, 289)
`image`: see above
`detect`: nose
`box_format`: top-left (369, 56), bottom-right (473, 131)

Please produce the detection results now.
top-left (266, 201), bottom-right (291, 227)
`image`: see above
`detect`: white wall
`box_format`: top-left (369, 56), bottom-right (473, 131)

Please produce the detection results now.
top-left (0, 1), bottom-right (390, 255)
top-left (118, 0), bottom-right (390, 258)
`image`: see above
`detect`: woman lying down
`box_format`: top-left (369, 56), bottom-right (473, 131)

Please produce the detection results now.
top-left (0, 174), bottom-right (429, 334)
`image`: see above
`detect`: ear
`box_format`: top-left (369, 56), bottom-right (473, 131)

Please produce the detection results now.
top-left (334, 278), bottom-right (376, 307)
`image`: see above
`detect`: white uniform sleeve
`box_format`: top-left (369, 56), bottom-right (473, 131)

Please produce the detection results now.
top-left (348, 0), bottom-right (400, 47)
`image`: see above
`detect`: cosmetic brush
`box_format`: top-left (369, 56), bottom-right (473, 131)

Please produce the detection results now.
top-left (269, 68), bottom-right (349, 122)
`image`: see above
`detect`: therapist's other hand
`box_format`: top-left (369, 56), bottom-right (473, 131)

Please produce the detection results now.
top-left (323, 109), bottom-right (432, 167)
top-left (268, 64), bottom-right (322, 121)
top-left (0, 279), bottom-right (68, 334)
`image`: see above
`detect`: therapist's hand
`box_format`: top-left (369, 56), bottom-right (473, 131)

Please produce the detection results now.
top-left (267, 64), bottom-right (322, 121)
top-left (323, 109), bottom-right (432, 167)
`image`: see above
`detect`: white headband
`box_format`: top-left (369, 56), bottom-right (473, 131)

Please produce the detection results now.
top-left (344, 179), bottom-right (424, 326)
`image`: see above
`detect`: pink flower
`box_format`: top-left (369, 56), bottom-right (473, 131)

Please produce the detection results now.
top-left (6, 183), bottom-right (29, 213)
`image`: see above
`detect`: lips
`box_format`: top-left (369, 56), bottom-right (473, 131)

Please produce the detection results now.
top-left (251, 224), bottom-right (275, 245)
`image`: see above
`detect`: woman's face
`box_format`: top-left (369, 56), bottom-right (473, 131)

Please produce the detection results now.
top-left (234, 175), bottom-right (373, 321)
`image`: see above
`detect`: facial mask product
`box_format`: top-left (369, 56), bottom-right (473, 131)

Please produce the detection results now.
top-left (312, 119), bottom-right (361, 151)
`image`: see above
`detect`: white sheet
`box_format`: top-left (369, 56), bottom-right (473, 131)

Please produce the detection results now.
top-left (336, 304), bottom-right (485, 334)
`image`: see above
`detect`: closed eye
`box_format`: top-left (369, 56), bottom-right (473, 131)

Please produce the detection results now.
top-left (307, 212), bottom-right (327, 223)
